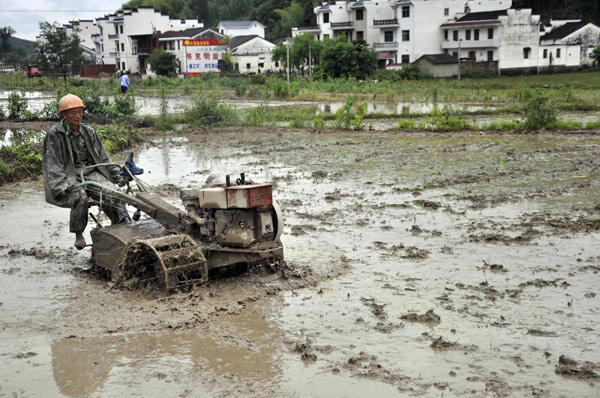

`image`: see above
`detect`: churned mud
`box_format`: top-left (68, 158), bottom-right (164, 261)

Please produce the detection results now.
top-left (1, 129), bottom-right (600, 397)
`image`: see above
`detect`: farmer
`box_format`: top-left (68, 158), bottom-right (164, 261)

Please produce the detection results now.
top-left (119, 71), bottom-right (130, 94)
top-left (42, 94), bottom-right (129, 250)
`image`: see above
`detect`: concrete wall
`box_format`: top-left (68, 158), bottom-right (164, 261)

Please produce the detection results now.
top-left (497, 9), bottom-right (540, 70)
top-left (417, 59), bottom-right (457, 77)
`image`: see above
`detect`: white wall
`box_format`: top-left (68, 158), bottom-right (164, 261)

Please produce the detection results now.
top-left (497, 9), bottom-right (540, 70)
top-left (232, 37), bottom-right (282, 73)
top-left (217, 23), bottom-right (265, 38)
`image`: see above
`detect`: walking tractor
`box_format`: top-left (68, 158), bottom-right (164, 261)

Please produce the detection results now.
top-left (77, 154), bottom-right (284, 292)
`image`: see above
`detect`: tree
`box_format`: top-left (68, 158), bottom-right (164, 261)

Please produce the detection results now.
top-left (148, 49), bottom-right (178, 76)
top-left (289, 33), bottom-right (321, 75)
top-left (37, 22), bottom-right (85, 77)
top-left (592, 45), bottom-right (600, 65)
top-left (315, 35), bottom-right (377, 80)
top-left (274, 1), bottom-right (305, 39)
top-left (0, 26), bottom-right (15, 62)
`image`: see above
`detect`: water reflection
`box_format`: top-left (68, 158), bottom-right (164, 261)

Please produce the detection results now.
top-left (51, 302), bottom-right (281, 397)
top-left (0, 129), bottom-right (45, 147)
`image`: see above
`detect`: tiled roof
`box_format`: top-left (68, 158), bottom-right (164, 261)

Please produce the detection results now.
top-left (155, 27), bottom-right (208, 38)
top-left (219, 21), bottom-right (259, 28)
top-left (230, 35), bottom-right (260, 49)
top-left (456, 10), bottom-right (508, 22)
top-left (417, 53), bottom-right (458, 65)
top-left (541, 21), bottom-right (589, 41)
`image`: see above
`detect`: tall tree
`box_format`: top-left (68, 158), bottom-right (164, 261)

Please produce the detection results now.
top-left (0, 26), bottom-right (15, 61)
top-left (37, 22), bottom-right (85, 76)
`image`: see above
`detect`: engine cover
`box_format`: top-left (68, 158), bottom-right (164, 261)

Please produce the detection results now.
top-left (215, 209), bottom-right (257, 247)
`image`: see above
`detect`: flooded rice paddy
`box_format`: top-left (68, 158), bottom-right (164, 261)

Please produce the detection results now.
top-left (1, 129), bottom-right (600, 397)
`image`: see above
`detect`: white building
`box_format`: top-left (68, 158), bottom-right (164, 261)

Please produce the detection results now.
top-left (90, 7), bottom-right (203, 73)
top-left (217, 21), bottom-right (266, 38)
top-left (229, 35), bottom-right (282, 74)
top-left (539, 21), bottom-right (600, 68)
top-left (294, 0), bottom-right (600, 73)
top-left (155, 28), bottom-right (226, 76)
top-left (441, 9), bottom-right (541, 71)
top-left (293, 0), bottom-right (513, 66)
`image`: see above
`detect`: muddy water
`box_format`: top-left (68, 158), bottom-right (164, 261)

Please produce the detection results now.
top-left (1, 130), bottom-right (600, 397)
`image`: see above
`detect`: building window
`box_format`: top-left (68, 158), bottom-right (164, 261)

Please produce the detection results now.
top-left (246, 63), bottom-right (251, 69)
top-left (178, 41), bottom-right (180, 50)
top-left (401, 54), bottom-right (410, 64)
top-left (122, 62), bottom-right (125, 70)
top-left (468, 51), bottom-right (476, 60)
top-left (101, 44), bottom-right (104, 52)
top-left (523, 47), bottom-right (531, 59)
top-left (402, 6), bottom-right (410, 18)
top-left (258, 62), bottom-right (264, 68)
top-left (275, 61), bottom-right (279, 67)
top-left (466, 30), bottom-right (471, 40)
top-left (453, 30), bottom-right (458, 41)
top-left (444, 8), bottom-right (449, 16)
top-left (452, 51), bottom-right (457, 56)
top-left (119, 25), bottom-right (123, 34)
top-left (474, 29), bottom-right (479, 41)
top-left (444, 30), bottom-right (448, 41)
top-left (556, 48), bottom-right (561, 58)
top-left (121, 43), bottom-right (124, 52)
top-left (356, 9), bottom-right (363, 20)
top-left (488, 28), bottom-right (494, 39)
top-left (357, 31), bottom-right (364, 40)
top-left (402, 30), bottom-right (410, 41)
top-left (543, 49), bottom-right (548, 59)
top-left (487, 50), bottom-right (494, 61)
top-left (323, 13), bottom-right (329, 23)
top-left (384, 30), bottom-right (393, 42)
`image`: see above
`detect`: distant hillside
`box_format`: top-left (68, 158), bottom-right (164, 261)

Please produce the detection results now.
top-left (8, 36), bottom-right (37, 55)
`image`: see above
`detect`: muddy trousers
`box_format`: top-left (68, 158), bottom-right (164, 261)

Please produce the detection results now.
top-left (55, 172), bottom-right (127, 233)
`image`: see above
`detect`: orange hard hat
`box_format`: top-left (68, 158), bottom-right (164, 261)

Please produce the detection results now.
top-left (58, 94), bottom-right (86, 113)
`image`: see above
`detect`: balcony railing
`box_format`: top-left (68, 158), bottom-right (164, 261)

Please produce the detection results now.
top-left (441, 39), bottom-right (499, 49)
top-left (374, 18), bottom-right (399, 26)
top-left (374, 42), bottom-right (398, 49)
top-left (108, 34), bottom-right (118, 39)
top-left (108, 50), bottom-right (119, 56)
top-left (132, 47), bottom-right (150, 55)
top-left (331, 21), bottom-right (353, 29)
top-left (296, 25), bottom-right (321, 31)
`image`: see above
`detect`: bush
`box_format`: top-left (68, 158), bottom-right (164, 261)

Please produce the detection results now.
top-left (93, 123), bottom-right (141, 154)
top-left (0, 105), bottom-right (5, 121)
top-left (523, 90), bottom-right (557, 130)
top-left (8, 91), bottom-right (28, 119)
top-left (0, 143), bottom-right (42, 185)
top-left (112, 94), bottom-right (137, 116)
top-left (425, 106), bottom-right (471, 131)
top-left (183, 94), bottom-right (237, 126)
top-left (334, 96), bottom-right (365, 130)
top-left (155, 115), bottom-right (175, 131)
top-left (250, 74), bottom-right (266, 85)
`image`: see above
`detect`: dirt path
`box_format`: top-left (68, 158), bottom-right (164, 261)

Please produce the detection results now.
top-left (1, 129), bottom-right (599, 397)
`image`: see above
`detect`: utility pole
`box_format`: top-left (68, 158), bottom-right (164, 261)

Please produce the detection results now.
top-left (286, 42), bottom-right (290, 83)
top-left (308, 44), bottom-right (312, 77)
top-left (457, 39), bottom-right (462, 80)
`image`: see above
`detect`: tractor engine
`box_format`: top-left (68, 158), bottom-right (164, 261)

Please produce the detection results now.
top-left (180, 178), bottom-right (282, 248)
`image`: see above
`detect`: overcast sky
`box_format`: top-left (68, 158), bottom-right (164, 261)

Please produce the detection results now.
top-left (0, 0), bottom-right (125, 42)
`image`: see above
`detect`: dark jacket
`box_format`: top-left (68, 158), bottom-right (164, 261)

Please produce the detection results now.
top-left (42, 120), bottom-right (119, 206)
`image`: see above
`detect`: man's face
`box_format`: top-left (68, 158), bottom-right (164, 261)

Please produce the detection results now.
top-left (62, 107), bottom-right (84, 131)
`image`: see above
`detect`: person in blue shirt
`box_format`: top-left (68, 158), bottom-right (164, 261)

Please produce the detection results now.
top-left (119, 72), bottom-right (131, 94)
